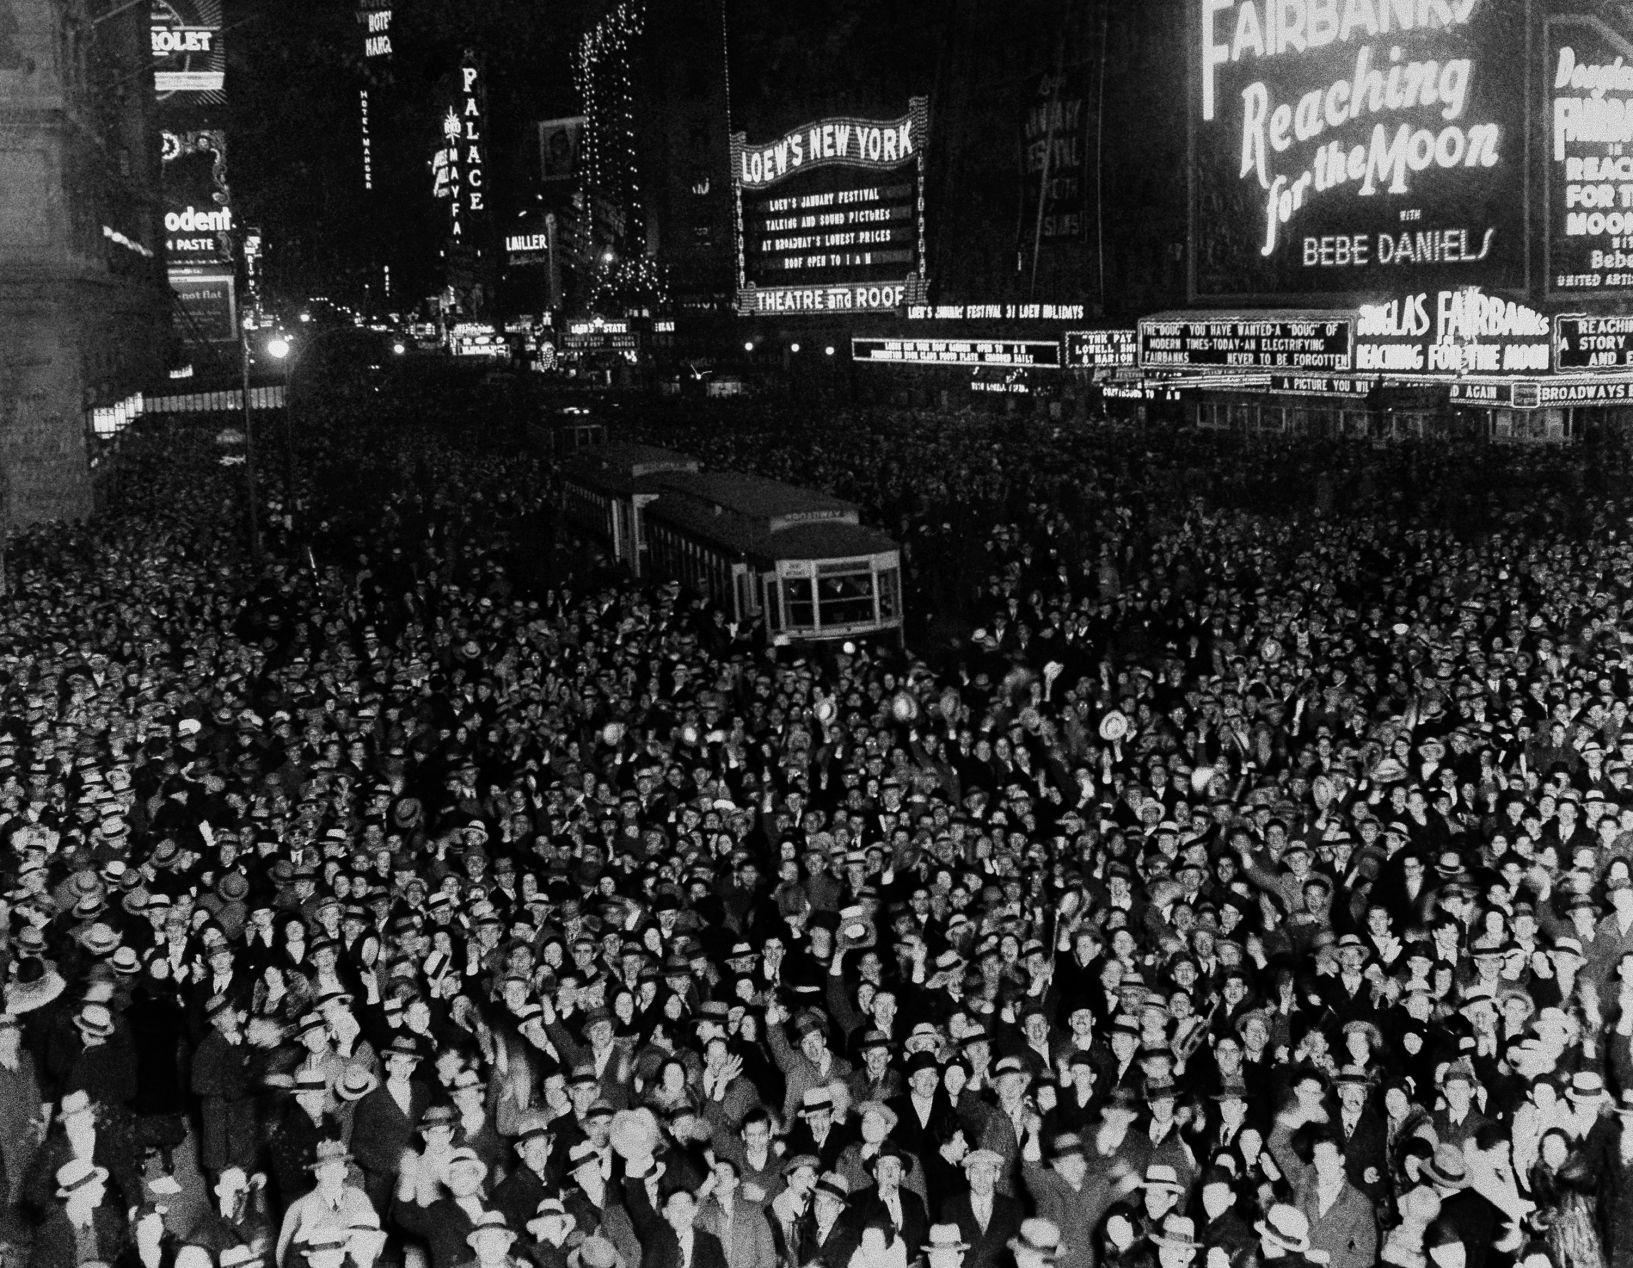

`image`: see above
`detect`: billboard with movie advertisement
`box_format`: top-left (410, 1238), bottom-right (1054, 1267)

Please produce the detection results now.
top-left (1190, 0), bottom-right (1530, 300)
top-left (1545, 6), bottom-right (1633, 297)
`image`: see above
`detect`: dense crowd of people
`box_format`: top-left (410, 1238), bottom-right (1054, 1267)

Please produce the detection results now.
top-left (2, 372), bottom-right (1632, 1268)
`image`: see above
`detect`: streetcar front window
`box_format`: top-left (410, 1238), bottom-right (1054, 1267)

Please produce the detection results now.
top-left (817, 568), bottom-right (876, 628)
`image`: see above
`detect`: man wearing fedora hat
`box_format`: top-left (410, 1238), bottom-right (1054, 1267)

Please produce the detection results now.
top-left (269, 1068), bottom-right (345, 1204)
top-left (844, 1144), bottom-right (927, 1259)
top-left (695, 1152), bottom-right (776, 1268)
top-left (61, 1000), bottom-right (137, 1112)
top-left (1019, 1129), bottom-right (1108, 1268)
top-left (1264, 1116), bottom-right (1377, 1268)
top-left (183, 1166), bottom-right (274, 1263)
top-left (393, 1146), bottom-right (494, 1268)
top-left (1420, 1144), bottom-right (1503, 1268)
top-left (28, 1157), bottom-right (126, 1268)
top-left (455, 1210), bottom-right (526, 1268)
top-left (620, 1148), bottom-right (730, 1268)
top-left (351, 1035), bottom-right (432, 1209)
top-left (275, 1140), bottom-right (375, 1268)
top-left (193, 995), bottom-right (258, 1182)
top-left (764, 1003), bottom-right (852, 1128)
top-left (937, 1150), bottom-right (1022, 1268)
top-left (795, 1169), bottom-right (857, 1268)
top-left (1146, 1214), bottom-right (1201, 1268)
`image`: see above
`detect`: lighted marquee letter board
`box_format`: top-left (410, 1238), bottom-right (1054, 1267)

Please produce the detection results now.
top-left (1190, 0), bottom-right (1528, 298)
top-left (731, 99), bottom-right (930, 316)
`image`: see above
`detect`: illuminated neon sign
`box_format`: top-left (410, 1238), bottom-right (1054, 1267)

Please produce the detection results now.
top-left (1547, 18), bottom-right (1633, 295)
top-left (1191, 0), bottom-right (1526, 297)
top-left (732, 99), bottom-right (929, 317)
top-left (1138, 315), bottom-right (1352, 370)
top-left (736, 111), bottom-right (919, 191)
top-left (852, 338), bottom-right (1061, 368)
top-left (1354, 288), bottom-right (1550, 375)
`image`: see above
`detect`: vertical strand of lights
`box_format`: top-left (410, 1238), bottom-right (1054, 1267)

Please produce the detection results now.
top-left (574, 1), bottom-right (647, 257)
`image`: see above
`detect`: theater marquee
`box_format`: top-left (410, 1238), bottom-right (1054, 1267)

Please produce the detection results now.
top-left (1191, 0), bottom-right (1529, 298)
top-left (732, 100), bottom-right (929, 316)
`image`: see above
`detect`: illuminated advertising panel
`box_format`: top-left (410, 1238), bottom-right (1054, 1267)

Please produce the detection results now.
top-left (733, 99), bottom-right (929, 316)
top-left (1064, 330), bottom-right (1139, 369)
top-left (564, 319), bottom-right (639, 352)
top-left (907, 303), bottom-right (1088, 320)
top-left (169, 267), bottom-right (237, 343)
top-left (160, 130), bottom-right (231, 266)
top-left (359, 0), bottom-right (393, 58)
top-left (852, 338), bottom-right (1062, 368)
top-left (1556, 314), bottom-right (1633, 369)
top-left (1539, 377), bottom-right (1633, 404)
top-left (1191, 0), bottom-right (1528, 298)
top-left (1267, 373), bottom-right (1371, 397)
top-left (1138, 315), bottom-right (1352, 370)
top-left (151, 0), bottom-right (225, 100)
top-left (742, 282), bottom-right (910, 315)
top-left (1019, 70), bottom-right (1090, 244)
top-left (1354, 288), bottom-right (1551, 374)
top-left (538, 118), bottom-right (584, 182)
top-left (1546, 14), bottom-right (1633, 296)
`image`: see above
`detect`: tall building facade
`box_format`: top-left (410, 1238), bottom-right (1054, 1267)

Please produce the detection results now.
top-left (0, 0), bottom-right (168, 526)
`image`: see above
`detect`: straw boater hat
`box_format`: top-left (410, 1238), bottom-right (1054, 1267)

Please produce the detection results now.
top-left (56, 1156), bottom-right (109, 1199)
top-left (924, 1225), bottom-right (970, 1253)
top-left (1008, 1218), bottom-right (1064, 1262)
top-left (1255, 1205), bottom-right (1313, 1255)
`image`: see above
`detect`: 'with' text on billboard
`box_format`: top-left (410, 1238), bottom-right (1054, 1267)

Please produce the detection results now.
top-left (1191, 0), bottom-right (1529, 298)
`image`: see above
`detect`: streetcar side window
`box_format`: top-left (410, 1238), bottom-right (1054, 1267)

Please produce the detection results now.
top-left (877, 565), bottom-right (900, 621)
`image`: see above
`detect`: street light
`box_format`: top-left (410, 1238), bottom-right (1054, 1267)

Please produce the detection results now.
top-left (239, 324), bottom-right (262, 565)
top-left (263, 336), bottom-right (299, 538)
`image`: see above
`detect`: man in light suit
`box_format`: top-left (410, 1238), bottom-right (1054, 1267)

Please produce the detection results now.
top-left (696, 1156), bottom-right (776, 1268)
top-left (1266, 1119), bottom-right (1377, 1268)
top-left (275, 1141), bottom-right (378, 1268)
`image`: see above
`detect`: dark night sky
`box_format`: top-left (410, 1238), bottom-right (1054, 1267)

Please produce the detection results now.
top-left (220, 0), bottom-right (1184, 317)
